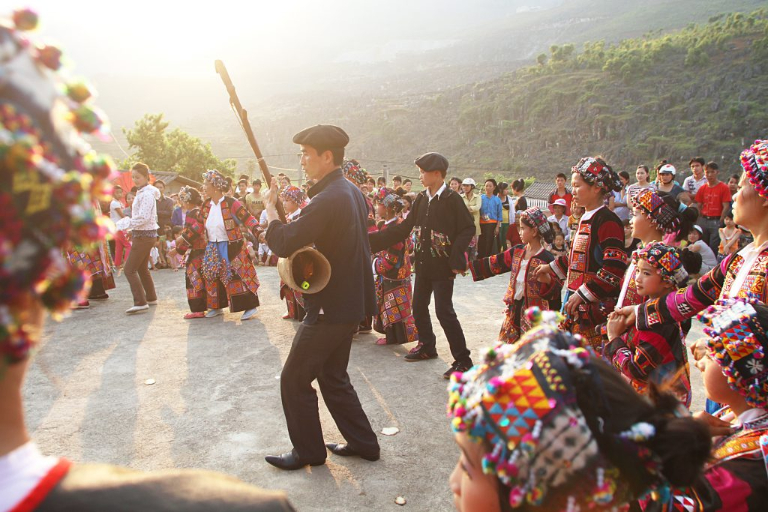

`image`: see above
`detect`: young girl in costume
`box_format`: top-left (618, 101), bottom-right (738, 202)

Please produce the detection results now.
top-left (616, 188), bottom-right (698, 309)
top-left (469, 207), bottom-right (562, 344)
top-left (279, 186), bottom-right (307, 321)
top-left (535, 157), bottom-right (628, 350)
top-left (605, 242), bottom-right (698, 407)
top-left (447, 309), bottom-right (710, 512)
top-left (371, 188), bottom-right (418, 346)
top-left (641, 298), bottom-right (768, 511)
top-left (172, 186), bottom-right (208, 319)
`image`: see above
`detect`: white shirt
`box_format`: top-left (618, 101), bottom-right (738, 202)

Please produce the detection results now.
top-left (128, 184), bottom-right (160, 231)
top-left (683, 175), bottom-right (708, 195)
top-left (206, 197), bottom-right (228, 242)
top-left (0, 442), bottom-right (58, 512)
top-left (426, 183), bottom-right (447, 202)
top-left (693, 240), bottom-right (718, 273)
top-left (547, 214), bottom-right (570, 242)
top-left (109, 199), bottom-right (123, 224)
top-left (515, 258), bottom-right (530, 301)
top-left (724, 241), bottom-right (768, 299)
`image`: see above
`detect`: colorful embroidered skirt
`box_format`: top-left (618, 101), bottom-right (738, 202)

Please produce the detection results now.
top-left (202, 241), bottom-right (260, 312)
top-left (373, 275), bottom-right (418, 344)
top-left (185, 249), bottom-right (206, 313)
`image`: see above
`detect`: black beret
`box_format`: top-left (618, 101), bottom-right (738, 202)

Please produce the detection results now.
top-left (292, 124), bottom-right (349, 149)
top-left (414, 152), bottom-right (449, 172)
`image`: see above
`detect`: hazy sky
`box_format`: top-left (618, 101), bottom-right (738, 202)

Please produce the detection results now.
top-left (24, 0), bottom-right (541, 78)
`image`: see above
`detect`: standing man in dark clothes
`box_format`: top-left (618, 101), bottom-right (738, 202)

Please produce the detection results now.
top-left (264, 125), bottom-right (380, 471)
top-left (369, 153), bottom-right (475, 379)
top-left (155, 180), bottom-right (174, 234)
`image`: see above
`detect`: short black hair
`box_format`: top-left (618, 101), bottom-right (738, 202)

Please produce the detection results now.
top-left (619, 170), bottom-right (630, 180)
top-left (556, 173), bottom-right (567, 180)
top-left (239, 174), bottom-right (249, 182)
top-left (705, 161), bottom-right (719, 171)
top-left (403, 178), bottom-right (412, 185)
top-left (377, 177), bottom-right (386, 185)
top-left (637, 165), bottom-right (649, 173)
top-left (253, 179), bottom-right (262, 186)
top-left (154, 179), bottom-right (165, 187)
top-left (313, 147), bottom-right (344, 166)
top-left (689, 157), bottom-right (706, 166)
top-left (729, 173), bottom-right (741, 182)
top-left (393, 175), bottom-right (403, 182)
top-left (113, 185), bottom-right (123, 192)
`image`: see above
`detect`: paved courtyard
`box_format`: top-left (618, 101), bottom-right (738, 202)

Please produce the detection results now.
top-left (25, 267), bottom-right (706, 511)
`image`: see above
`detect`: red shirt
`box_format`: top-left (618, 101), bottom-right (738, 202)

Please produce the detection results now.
top-left (548, 190), bottom-right (573, 216)
top-left (695, 182), bottom-right (731, 217)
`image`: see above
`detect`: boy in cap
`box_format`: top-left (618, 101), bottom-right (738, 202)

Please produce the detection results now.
top-left (264, 124), bottom-right (380, 470)
top-left (369, 152), bottom-right (476, 379)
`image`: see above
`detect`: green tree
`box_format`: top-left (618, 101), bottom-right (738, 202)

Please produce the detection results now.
top-left (122, 113), bottom-right (236, 179)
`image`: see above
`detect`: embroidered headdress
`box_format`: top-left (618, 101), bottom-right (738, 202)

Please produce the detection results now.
top-left (201, 169), bottom-right (228, 192)
top-left (280, 185), bottom-right (305, 206)
top-left (572, 157), bottom-right (623, 194)
top-left (631, 188), bottom-right (681, 234)
top-left (374, 187), bottom-right (406, 212)
top-left (519, 207), bottom-right (555, 244)
top-left (0, 9), bottom-right (114, 366)
top-left (632, 242), bottom-right (689, 288)
top-left (698, 298), bottom-right (768, 409)
top-left (740, 139), bottom-right (768, 201)
top-left (448, 308), bottom-right (674, 509)
top-left (342, 159), bottom-right (368, 186)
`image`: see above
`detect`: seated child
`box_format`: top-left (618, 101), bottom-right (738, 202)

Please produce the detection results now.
top-left (447, 308), bottom-right (710, 512)
top-left (642, 298), bottom-right (768, 511)
top-left (549, 231), bottom-right (568, 259)
top-left (605, 242), bottom-right (698, 407)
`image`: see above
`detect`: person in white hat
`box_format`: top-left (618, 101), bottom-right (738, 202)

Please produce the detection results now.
top-left (656, 163), bottom-right (684, 197)
top-left (461, 178), bottom-right (481, 258)
top-left (547, 198), bottom-right (570, 243)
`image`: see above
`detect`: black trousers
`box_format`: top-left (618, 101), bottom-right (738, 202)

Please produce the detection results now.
top-left (412, 273), bottom-right (471, 364)
top-left (478, 223), bottom-right (497, 259)
top-left (280, 319), bottom-right (379, 461)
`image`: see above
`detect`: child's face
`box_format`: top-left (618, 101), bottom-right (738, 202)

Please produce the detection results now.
top-left (724, 216), bottom-right (735, 228)
top-left (688, 230), bottom-right (701, 243)
top-left (519, 222), bottom-right (538, 244)
top-left (449, 433), bottom-right (501, 512)
top-left (635, 259), bottom-right (672, 297)
top-left (553, 234), bottom-right (564, 247)
top-left (376, 203), bottom-right (387, 218)
top-left (630, 208), bottom-right (653, 241)
top-left (553, 205), bottom-right (565, 217)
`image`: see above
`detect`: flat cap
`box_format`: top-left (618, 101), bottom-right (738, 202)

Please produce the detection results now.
top-left (414, 152), bottom-right (449, 172)
top-left (292, 124), bottom-right (349, 149)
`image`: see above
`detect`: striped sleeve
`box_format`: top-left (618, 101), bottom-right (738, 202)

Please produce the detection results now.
top-left (576, 217), bottom-right (627, 303)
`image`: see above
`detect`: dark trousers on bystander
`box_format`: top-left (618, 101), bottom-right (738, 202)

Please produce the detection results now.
top-left (123, 235), bottom-right (157, 307)
top-left (280, 319), bottom-right (380, 462)
top-left (412, 273), bottom-right (472, 365)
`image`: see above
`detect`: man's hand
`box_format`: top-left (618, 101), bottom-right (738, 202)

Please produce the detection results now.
top-left (564, 292), bottom-right (584, 318)
top-left (263, 177), bottom-right (279, 207)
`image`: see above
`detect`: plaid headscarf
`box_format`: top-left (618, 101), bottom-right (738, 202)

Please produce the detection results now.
top-left (632, 242), bottom-right (688, 287)
top-left (1, 9), bottom-right (113, 366)
top-left (374, 186), bottom-right (407, 213)
top-left (699, 298), bottom-right (768, 409)
top-left (202, 169), bottom-right (229, 192)
top-left (519, 207), bottom-right (556, 244)
top-left (572, 157), bottom-right (623, 194)
top-left (280, 185), bottom-right (305, 206)
top-left (448, 308), bottom-right (672, 510)
top-left (342, 159), bottom-right (368, 186)
top-left (631, 188), bottom-right (681, 233)
top-left (740, 139), bottom-right (768, 201)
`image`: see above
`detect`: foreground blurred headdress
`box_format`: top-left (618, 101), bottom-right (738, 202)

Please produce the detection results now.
top-left (740, 139), bottom-right (768, 201)
top-left (0, 8), bottom-right (114, 367)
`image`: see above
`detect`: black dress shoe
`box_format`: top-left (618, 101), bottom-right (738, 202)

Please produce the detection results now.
top-left (325, 443), bottom-right (380, 462)
top-left (264, 451), bottom-right (325, 470)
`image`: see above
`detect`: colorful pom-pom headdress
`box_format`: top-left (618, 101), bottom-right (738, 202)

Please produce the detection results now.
top-left (374, 186), bottom-right (406, 213)
top-left (631, 188), bottom-right (682, 234)
top-left (201, 169), bottom-right (228, 192)
top-left (342, 159), bottom-right (368, 186)
top-left (519, 207), bottom-right (555, 244)
top-left (447, 308), bottom-right (671, 510)
top-left (632, 242), bottom-right (689, 288)
top-left (698, 298), bottom-right (768, 409)
top-left (572, 157), bottom-right (623, 194)
top-left (740, 139), bottom-right (768, 201)
top-left (0, 9), bottom-right (114, 367)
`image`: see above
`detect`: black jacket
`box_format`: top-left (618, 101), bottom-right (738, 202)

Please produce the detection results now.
top-left (266, 169), bottom-right (376, 324)
top-left (369, 186), bottom-right (475, 280)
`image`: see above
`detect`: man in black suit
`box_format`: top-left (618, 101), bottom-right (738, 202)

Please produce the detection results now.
top-left (263, 125), bottom-right (380, 470)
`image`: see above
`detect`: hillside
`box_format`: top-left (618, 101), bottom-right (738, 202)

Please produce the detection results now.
top-left (236, 9), bottom-right (768, 180)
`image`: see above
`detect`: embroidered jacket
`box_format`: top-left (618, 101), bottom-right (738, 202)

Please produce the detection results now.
top-left (369, 187), bottom-right (475, 280)
top-left (176, 208), bottom-right (207, 254)
top-left (637, 244), bottom-right (768, 330)
top-left (373, 219), bottom-right (413, 281)
top-left (470, 245), bottom-right (562, 342)
top-left (551, 206), bottom-right (628, 305)
top-left (199, 197), bottom-right (261, 244)
top-left (641, 408), bottom-right (768, 512)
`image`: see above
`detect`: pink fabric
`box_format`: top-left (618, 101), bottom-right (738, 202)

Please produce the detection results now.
top-left (114, 230), bottom-right (132, 266)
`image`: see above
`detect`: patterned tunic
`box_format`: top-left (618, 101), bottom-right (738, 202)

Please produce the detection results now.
top-left (176, 208), bottom-right (207, 313)
top-left (179, 197), bottom-right (262, 312)
top-left (373, 219), bottom-right (418, 344)
top-left (279, 209), bottom-right (305, 321)
top-left (642, 408), bottom-right (768, 512)
top-left (551, 206), bottom-right (628, 349)
top-left (637, 243), bottom-right (768, 330)
top-left (66, 202), bottom-right (115, 297)
top-left (470, 245), bottom-right (562, 344)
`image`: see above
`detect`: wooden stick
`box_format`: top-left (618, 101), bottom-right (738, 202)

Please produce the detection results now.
top-left (215, 60), bottom-right (286, 223)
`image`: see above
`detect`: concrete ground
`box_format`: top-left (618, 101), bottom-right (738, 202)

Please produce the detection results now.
top-left (25, 267), bottom-right (706, 511)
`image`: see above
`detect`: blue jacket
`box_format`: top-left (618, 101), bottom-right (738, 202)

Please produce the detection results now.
top-left (480, 194), bottom-right (503, 222)
top-left (266, 169), bottom-right (376, 324)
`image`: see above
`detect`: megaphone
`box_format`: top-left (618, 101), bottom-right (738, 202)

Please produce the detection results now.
top-left (277, 246), bottom-right (331, 294)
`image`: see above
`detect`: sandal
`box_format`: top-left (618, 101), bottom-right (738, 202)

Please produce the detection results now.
top-left (375, 338), bottom-right (389, 346)
top-left (183, 312), bottom-right (206, 319)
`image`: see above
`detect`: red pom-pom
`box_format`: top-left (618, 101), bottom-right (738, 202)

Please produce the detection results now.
top-left (66, 82), bottom-right (93, 103)
top-left (12, 8), bottom-right (39, 31)
top-left (36, 45), bottom-right (63, 70)
top-left (70, 106), bottom-right (105, 133)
